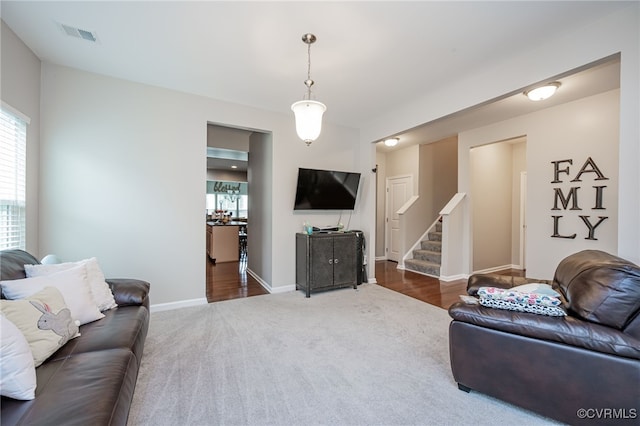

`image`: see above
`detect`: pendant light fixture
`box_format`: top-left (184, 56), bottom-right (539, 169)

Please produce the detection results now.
top-left (291, 33), bottom-right (326, 146)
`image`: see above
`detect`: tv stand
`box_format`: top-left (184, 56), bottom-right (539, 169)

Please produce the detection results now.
top-left (295, 232), bottom-right (358, 297)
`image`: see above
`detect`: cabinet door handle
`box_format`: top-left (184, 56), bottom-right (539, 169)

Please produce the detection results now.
top-left (329, 259), bottom-right (333, 264)
top-left (334, 258), bottom-right (339, 264)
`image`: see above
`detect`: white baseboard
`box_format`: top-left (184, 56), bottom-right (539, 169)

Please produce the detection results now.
top-left (473, 264), bottom-right (520, 274)
top-left (150, 297), bottom-right (208, 313)
top-left (375, 256), bottom-right (387, 261)
top-left (270, 284), bottom-right (296, 294)
top-left (247, 268), bottom-right (296, 294)
top-left (246, 268), bottom-right (270, 293)
top-left (440, 274), bottom-right (469, 282)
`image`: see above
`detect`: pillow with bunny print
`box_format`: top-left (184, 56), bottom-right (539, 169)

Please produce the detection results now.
top-left (0, 286), bottom-right (79, 367)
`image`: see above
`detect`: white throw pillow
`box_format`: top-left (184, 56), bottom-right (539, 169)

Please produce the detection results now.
top-left (25, 258), bottom-right (117, 311)
top-left (1, 266), bottom-right (105, 325)
top-left (0, 314), bottom-right (37, 400)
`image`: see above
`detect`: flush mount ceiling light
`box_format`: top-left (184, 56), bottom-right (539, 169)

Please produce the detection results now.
top-left (384, 138), bottom-right (399, 147)
top-left (291, 33), bottom-right (326, 146)
top-left (525, 82), bottom-right (561, 101)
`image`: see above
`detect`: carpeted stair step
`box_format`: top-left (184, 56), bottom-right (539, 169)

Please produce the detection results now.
top-left (420, 239), bottom-right (441, 252)
top-left (428, 230), bottom-right (442, 242)
top-left (405, 259), bottom-right (440, 277)
top-left (412, 249), bottom-right (441, 263)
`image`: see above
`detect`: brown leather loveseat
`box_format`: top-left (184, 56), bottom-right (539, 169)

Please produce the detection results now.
top-left (1, 249), bottom-right (150, 425)
top-left (448, 250), bottom-right (640, 424)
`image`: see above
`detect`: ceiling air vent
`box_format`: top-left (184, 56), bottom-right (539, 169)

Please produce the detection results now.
top-left (57, 22), bottom-right (98, 42)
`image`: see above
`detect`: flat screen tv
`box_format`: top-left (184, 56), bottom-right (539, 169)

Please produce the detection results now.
top-left (294, 168), bottom-right (361, 210)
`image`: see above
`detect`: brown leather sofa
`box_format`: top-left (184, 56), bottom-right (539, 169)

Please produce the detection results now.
top-left (0, 249), bottom-right (150, 426)
top-left (449, 250), bottom-right (640, 425)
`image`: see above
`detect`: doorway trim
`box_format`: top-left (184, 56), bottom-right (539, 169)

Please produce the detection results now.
top-left (519, 171), bottom-right (527, 270)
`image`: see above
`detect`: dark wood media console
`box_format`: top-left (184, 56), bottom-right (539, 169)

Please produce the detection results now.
top-left (295, 232), bottom-right (359, 297)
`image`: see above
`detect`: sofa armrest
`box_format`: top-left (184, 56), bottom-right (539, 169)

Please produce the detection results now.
top-left (448, 302), bottom-right (640, 359)
top-left (466, 274), bottom-right (550, 296)
top-left (106, 278), bottom-right (150, 309)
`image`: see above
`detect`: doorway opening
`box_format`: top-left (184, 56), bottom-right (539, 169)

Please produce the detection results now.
top-left (469, 136), bottom-right (527, 273)
top-left (206, 124), bottom-right (268, 302)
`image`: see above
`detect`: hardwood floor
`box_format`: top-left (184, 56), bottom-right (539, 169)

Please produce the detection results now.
top-left (374, 260), bottom-right (468, 309)
top-left (206, 257), bottom-right (523, 309)
top-left (206, 257), bottom-right (269, 303)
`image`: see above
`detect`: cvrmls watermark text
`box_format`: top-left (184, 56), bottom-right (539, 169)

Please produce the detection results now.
top-left (577, 408), bottom-right (637, 420)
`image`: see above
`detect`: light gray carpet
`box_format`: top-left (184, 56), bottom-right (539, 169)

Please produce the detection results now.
top-left (128, 284), bottom-right (556, 425)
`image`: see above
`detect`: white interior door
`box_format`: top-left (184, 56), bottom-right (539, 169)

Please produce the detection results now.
top-left (386, 175), bottom-right (413, 262)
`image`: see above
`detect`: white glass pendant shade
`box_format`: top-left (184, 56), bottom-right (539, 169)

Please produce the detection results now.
top-left (291, 100), bottom-right (327, 145)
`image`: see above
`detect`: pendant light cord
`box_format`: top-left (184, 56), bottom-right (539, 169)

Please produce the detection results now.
top-left (307, 42), bottom-right (312, 99)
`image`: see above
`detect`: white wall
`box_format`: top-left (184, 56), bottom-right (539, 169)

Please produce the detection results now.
top-left (39, 63), bottom-right (362, 305)
top-left (0, 21), bottom-right (40, 254)
top-left (360, 4), bottom-right (639, 271)
top-left (206, 124), bottom-right (251, 151)
top-left (384, 145), bottom-right (420, 195)
top-left (461, 90), bottom-right (619, 279)
top-left (419, 137), bottom-right (458, 223)
top-left (248, 132), bottom-right (272, 286)
top-left (206, 170), bottom-right (247, 182)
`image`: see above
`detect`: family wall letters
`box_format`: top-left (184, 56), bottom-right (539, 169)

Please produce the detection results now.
top-left (550, 157), bottom-right (608, 240)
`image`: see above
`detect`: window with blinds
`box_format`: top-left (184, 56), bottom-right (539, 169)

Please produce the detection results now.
top-left (0, 104), bottom-right (29, 250)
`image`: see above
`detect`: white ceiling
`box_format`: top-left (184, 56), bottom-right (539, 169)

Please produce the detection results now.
top-left (1, 1), bottom-right (626, 154)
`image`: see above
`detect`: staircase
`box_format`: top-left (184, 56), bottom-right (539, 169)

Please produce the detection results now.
top-left (404, 221), bottom-right (442, 277)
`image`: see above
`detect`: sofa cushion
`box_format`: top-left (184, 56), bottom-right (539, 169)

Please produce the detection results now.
top-left (0, 315), bottom-right (37, 400)
top-left (49, 305), bottom-right (149, 366)
top-left (449, 302), bottom-right (640, 359)
top-left (553, 250), bottom-right (640, 329)
top-left (0, 349), bottom-right (138, 426)
top-left (0, 287), bottom-right (79, 367)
